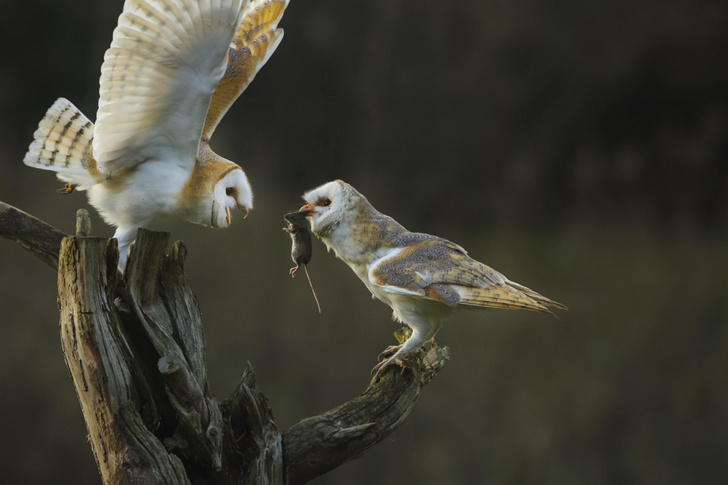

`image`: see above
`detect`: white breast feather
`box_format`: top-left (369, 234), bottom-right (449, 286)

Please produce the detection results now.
top-left (89, 160), bottom-right (190, 228)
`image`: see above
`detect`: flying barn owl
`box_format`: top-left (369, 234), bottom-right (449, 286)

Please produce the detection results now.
top-left (299, 180), bottom-right (567, 374)
top-left (23, 0), bottom-right (289, 269)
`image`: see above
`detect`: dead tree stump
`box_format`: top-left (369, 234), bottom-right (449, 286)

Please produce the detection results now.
top-left (1, 201), bottom-right (450, 484)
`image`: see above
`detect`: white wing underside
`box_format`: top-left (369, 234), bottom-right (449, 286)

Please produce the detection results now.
top-left (94, 0), bottom-right (246, 175)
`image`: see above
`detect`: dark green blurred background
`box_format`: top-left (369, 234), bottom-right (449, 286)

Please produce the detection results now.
top-left (1, 0), bottom-right (727, 483)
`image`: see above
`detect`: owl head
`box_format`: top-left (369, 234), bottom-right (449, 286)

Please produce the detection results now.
top-left (300, 179), bottom-right (371, 235)
top-left (211, 168), bottom-right (252, 228)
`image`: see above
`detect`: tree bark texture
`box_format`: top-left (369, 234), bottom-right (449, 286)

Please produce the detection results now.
top-left (1, 202), bottom-right (450, 484)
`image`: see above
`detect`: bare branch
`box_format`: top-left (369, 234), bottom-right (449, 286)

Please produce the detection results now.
top-left (3, 201), bottom-right (452, 484)
top-left (123, 229), bottom-right (225, 472)
top-left (58, 219), bottom-right (189, 483)
top-left (0, 201), bottom-right (66, 269)
top-left (282, 343), bottom-right (450, 484)
top-left (221, 363), bottom-right (283, 484)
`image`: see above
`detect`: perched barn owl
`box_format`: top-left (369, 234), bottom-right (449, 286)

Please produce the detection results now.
top-left (23, 0), bottom-right (289, 268)
top-left (300, 180), bottom-right (567, 373)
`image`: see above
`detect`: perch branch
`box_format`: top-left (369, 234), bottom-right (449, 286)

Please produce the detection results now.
top-left (123, 229), bottom-right (225, 471)
top-left (0, 201), bottom-right (66, 269)
top-left (58, 210), bottom-right (189, 483)
top-left (281, 342), bottom-right (450, 484)
top-left (1, 201), bottom-right (453, 484)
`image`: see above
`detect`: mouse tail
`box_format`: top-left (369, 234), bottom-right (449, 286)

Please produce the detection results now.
top-left (303, 265), bottom-right (322, 314)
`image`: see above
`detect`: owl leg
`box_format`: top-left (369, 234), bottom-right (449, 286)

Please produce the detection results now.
top-left (373, 312), bottom-right (443, 375)
top-left (113, 225), bottom-right (139, 271)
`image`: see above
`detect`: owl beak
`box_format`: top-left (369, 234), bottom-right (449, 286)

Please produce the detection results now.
top-left (299, 203), bottom-right (315, 216)
top-left (237, 204), bottom-right (250, 219)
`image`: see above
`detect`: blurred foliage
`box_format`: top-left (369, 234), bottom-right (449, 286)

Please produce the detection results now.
top-left (1, 0), bottom-right (727, 483)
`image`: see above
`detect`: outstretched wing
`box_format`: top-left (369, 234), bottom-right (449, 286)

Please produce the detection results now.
top-left (93, 0), bottom-right (246, 175)
top-left (202, 0), bottom-right (289, 141)
top-left (369, 242), bottom-right (565, 314)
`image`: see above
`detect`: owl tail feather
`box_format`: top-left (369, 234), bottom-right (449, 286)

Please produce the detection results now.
top-left (24, 98), bottom-right (99, 190)
top-left (454, 283), bottom-right (567, 315)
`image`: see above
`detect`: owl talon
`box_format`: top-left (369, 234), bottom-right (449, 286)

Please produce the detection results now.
top-left (377, 344), bottom-right (403, 361)
top-left (372, 354), bottom-right (407, 376)
top-left (57, 182), bottom-right (78, 194)
top-left (373, 344), bottom-right (408, 375)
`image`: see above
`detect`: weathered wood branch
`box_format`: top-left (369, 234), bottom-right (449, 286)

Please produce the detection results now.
top-left (123, 230), bottom-right (225, 472)
top-left (58, 211), bottom-right (189, 483)
top-left (1, 200), bottom-right (450, 484)
top-left (221, 363), bottom-right (283, 483)
top-left (282, 342), bottom-right (450, 485)
top-left (0, 201), bottom-right (67, 269)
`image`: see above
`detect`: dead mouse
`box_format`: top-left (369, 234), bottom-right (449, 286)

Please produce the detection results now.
top-left (283, 211), bottom-right (321, 313)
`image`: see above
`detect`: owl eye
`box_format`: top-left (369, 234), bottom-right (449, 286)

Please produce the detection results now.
top-left (322, 198), bottom-right (332, 206)
top-left (225, 187), bottom-right (235, 197)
